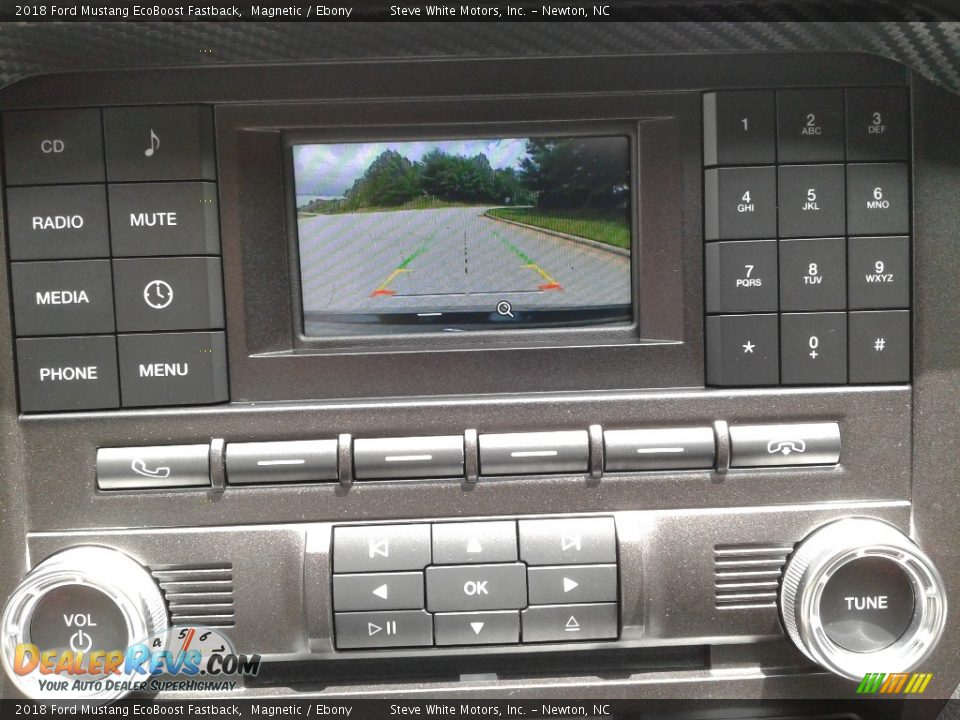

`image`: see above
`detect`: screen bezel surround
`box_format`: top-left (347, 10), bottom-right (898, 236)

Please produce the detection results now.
top-left (284, 123), bottom-right (641, 350)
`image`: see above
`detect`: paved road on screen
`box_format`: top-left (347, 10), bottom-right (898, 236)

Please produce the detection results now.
top-left (298, 206), bottom-right (631, 317)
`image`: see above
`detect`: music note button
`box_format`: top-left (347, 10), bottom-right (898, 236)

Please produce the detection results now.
top-left (144, 129), bottom-right (160, 158)
top-left (103, 106), bottom-right (215, 182)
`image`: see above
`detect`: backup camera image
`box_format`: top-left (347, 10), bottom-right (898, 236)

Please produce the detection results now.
top-left (293, 136), bottom-right (632, 335)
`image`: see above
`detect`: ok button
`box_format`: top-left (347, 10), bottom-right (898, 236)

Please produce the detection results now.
top-left (426, 563), bottom-right (527, 612)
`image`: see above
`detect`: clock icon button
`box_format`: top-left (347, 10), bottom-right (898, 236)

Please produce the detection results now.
top-left (143, 279), bottom-right (174, 310)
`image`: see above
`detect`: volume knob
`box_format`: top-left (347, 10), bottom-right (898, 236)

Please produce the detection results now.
top-left (780, 517), bottom-right (947, 681)
top-left (1, 546), bottom-right (168, 700)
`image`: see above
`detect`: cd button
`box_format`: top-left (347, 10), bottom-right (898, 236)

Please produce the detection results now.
top-left (16, 335), bottom-right (119, 412)
top-left (96, 444), bottom-right (210, 490)
top-left (778, 237), bottom-right (847, 312)
top-left (434, 611), bottom-right (520, 646)
top-left (226, 440), bottom-right (338, 485)
top-left (518, 517), bottom-right (616, 566)
top-left (7, 186), bottom-right (109, 261)
top-left (333, 524), bottom-right (432, 573)
top-left (353, 435), bottom-right (464, 480)
top-left (117, 331), bottom-right (228, 408)
top-left (12, 260), bottom-right (115, 336)
top-left (332, 572), bottom-right (425, 612)
top-left (521, 603), bottom-right (618, 643)
top-left (113, 257), bottom-right (224, 332)
top-left (527, 564), bottom-right (618, 605)
top-left (104, 106), bottom-right (215, 182)
top-left (603, 427), bottom-right (715, 471)
top-left (705, 239), bottom-right (778, 314)
top-left (109, 182), bottom-right (220, 257)
top-left (478, 430), bottom-right (588, 476)
top-left (425, 563), bottom-right (527, 612)
top-left (432, 520), bottom-right (518, 564)
top-left (334, 610), bottom-right (433, 649)
top-left (3, 109), bottom-right (105, 186)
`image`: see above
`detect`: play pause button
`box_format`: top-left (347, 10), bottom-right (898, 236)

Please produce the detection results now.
top-left (334, 610), bottom-right (433, 649)
top-left (434, 611), bottom-right (520, 646)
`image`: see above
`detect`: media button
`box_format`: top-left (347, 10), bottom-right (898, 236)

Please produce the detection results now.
top-left (335, 610), bottom-right (433, 649)
top-left (7, 186), bottom-right (109, 261)
top-left (108, 182), bottom-right (220, 257)
top-left (12, 260), bottom-right (115, 336)
top-left (113, 257), bottom-right (224, 332)
top-left (103, 106), bottom-right (215, 182)
top-left (117, 331), bottom-right (228, 408)
top-left (3, 109), bottom-right (105, 186)
top-left (16, 335), bottom-right (119, 412)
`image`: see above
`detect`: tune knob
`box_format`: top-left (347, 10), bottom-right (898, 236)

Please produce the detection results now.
top-left (1, 546), bottom-right (168, 700)
top-left (780, 517), bottom-right (947, 681)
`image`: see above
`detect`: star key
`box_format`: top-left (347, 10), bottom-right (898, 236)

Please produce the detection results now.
top-left (742, 341), bottom-right (756, 353)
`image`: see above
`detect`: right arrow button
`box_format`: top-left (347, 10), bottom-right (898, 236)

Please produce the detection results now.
top-left (527, 564), bottom-right (618, 605)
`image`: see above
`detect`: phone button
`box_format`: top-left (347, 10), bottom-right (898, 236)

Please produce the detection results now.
top-left (728, 422), bottom-right (841, 468)
top-left (96, 444), bottom-right (210, 490)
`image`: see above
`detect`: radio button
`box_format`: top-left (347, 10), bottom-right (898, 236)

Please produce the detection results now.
top-left (846, 88), bottom-right (909, 162)
top-left (777, 165), bottom-right (846, 239)
top-left (12, 260), bottom-right (115, 336)
top-left (103, 106), bottom-right (215, 182)
top-left (96, 444), bottom-right (210, 490)
top-left (705, 240), bottom-right (778, 314)
top-left (334, 610), bottom-right (433, 649)
top-left (3, 109), bottom-right (105, 186)
top-left (729, 422), bottom-right (841, 468)
top-left (333, 572), bottom-right (425, 612)
top-left (846, 163), bottom-right (909, 236)
top-left (849, 310), bottom-right (910, 383)
top-left (432, 520), bottom-right (518, 565)
top-left (518, 517), bottom-right (616, 566)
top-left (780, 312), bottom-right (847, 386)
top-left (333, 524), bottom-right (432, 573)
top-left (353, 435), bottom-right (464, 480)
top-left (848, 236), bottom-right (910, 310)
top-left (113, 257), bottom-right (224, 332)
top-left (109, 182), bottom-right (220, 257)
top-left (704, 166), bottom-right (777, 240)
top-left (778, 237), bottom-right (847, 312)
top-left (703, 91), bottom-right (776, 166)
top-left (603, 427), bottom-right (715, 471)
top-left (521, 603), bottom-right (618, 643)
top-left (117, 331), bottom-right (228, 408)
top-left (7, 186), bottom-right (109, 261)
top-left (425, 563), bottom-right (527, 612)
top-left (226, 440), bottom-right (338, 485)
top-left (777, 89), bottom-right (845, 163)
top-left (16, 335), bottom-right (119, 412)
top-left (527, 564), bottom-right (618, 605)
top-left (705, 314), bottom-right (779, 387)
top-left (434, 611), bottom-right (520, 646)
top-left (478, 430), bottom-right (588, 476)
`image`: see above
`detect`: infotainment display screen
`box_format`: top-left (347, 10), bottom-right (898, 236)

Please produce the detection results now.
top-left (293, 136), bottom-right (632, 335)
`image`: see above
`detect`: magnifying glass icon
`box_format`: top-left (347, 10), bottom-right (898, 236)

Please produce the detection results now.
top-left (496, 301), bottom-right (515, 318)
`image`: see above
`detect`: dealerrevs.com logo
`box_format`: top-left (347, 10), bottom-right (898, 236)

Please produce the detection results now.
top-left (10, 626), bottom-right (261, 700)
top-left (856, 672), bottom-right (934, 695)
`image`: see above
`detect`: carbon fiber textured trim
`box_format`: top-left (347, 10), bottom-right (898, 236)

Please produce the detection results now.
top-left (1, 21), bottom-right (959, 94)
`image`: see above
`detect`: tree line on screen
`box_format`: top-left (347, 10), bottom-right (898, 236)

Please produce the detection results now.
top-left (301, 138), bottom-right (629, 213)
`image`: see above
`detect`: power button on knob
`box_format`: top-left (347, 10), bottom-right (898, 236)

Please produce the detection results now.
top-left (29, 585), bottom-right (130, 656)
top-left (780, 517), bottom-right (947, 681)
top-left (818, 556), bottom-right (914, 652)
